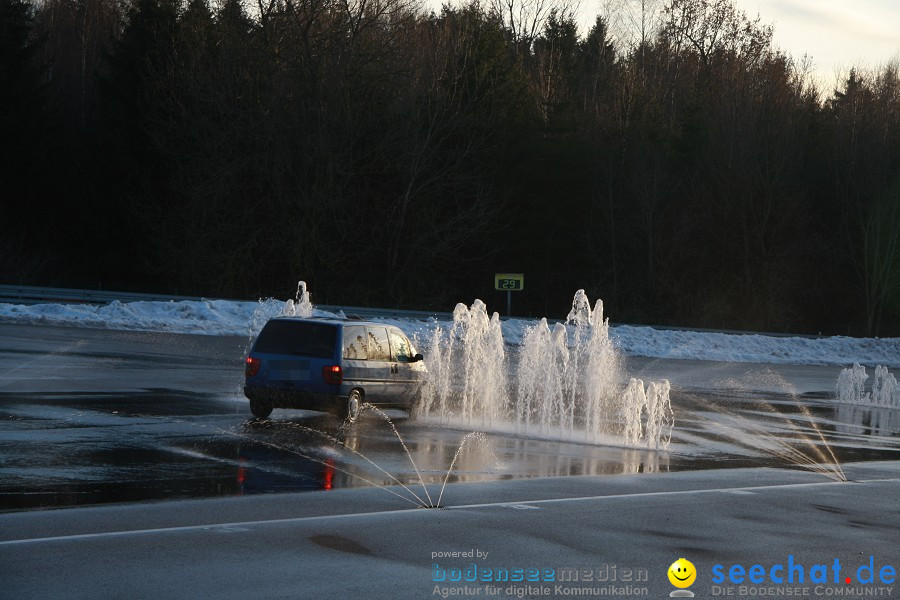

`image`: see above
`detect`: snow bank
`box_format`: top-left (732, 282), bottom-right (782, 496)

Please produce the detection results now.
top-left (0, 298), bottom-right (898, 368)
top-left (609, 325), bottom-right (900, 368)
top-left (0, 299), bottom-right (336, 337)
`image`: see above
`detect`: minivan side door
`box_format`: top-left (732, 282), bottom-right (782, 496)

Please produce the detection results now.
top-left (362, 325), bottom-right (393, 403)
top-left (341, 325), bottom-right (368, 395)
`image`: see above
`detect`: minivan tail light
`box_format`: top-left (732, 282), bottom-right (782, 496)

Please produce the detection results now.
top-left (322, 365), bottom-right (343, 385)
top-left (245, 356), bottom-right (261, 377)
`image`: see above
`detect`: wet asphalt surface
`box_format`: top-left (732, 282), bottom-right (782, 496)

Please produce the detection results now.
top-left (1, 323), bottom-right (899, 512)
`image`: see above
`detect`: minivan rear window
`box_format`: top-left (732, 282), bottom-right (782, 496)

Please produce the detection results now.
top-left (253, 320), bottom-right (337, 358)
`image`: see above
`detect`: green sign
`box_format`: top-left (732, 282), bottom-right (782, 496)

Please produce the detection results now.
top-left (494, 273), bottom-right (524, 291)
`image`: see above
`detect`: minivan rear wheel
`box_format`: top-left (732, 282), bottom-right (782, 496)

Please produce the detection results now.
top-left (343, 389), bottom-right (362, 423)
top-left (250, 399), bottom-right (273, 419)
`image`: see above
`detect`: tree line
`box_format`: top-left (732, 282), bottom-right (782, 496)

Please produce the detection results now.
top-left (1, 0), bottom-right (899, 335)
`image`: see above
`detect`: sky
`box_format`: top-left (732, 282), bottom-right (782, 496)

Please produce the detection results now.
top-left (734, 0), bottom-right (900, 88)
top-left (565, 0), bottom-right (900, 90)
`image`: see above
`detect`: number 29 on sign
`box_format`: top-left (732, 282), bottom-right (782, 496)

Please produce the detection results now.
top-left (494, 273), bottom-right (524, 291)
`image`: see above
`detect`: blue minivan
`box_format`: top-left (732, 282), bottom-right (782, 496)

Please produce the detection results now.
top-left (243, 317), bottom-right (425, 421)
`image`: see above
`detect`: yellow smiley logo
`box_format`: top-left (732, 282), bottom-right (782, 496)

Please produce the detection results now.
top-left (668, 558), bottom-right (697, 588)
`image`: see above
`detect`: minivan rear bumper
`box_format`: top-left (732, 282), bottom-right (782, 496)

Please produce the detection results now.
top-left (243, 385), bottom-right (344, 415)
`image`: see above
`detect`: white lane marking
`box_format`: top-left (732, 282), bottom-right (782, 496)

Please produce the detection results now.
top-left (1, 477), bottom-right (896, 547)
top-left (207, 526), bottom-right (250, 534)
top-left (0, 507), bottom-right (433, 546)
top-left (444, 478), bottom-right (874, 511)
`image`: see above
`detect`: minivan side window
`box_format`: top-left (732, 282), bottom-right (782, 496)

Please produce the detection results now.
top-left (388, 328), bottom-right (413, 362)
top-left (343, 326), bottom-right (368, 360)
top-left (366, 327), bottom-right (391, 361)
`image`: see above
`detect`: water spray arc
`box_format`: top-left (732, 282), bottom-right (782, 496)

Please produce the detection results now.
top-left (361, 404), bottom-right (435, 507)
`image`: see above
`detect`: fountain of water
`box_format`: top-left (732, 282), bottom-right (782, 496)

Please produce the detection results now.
top-left (830, 364), bottom-right (899, 456)
top-left (452, 300), bottom-right (507, 427)
top-left (416, 300), bottom-right (506, 426)
top-left (872, 366), bottom-right (899, 405)
top-left (836, 363), bottom-right (869, 404)
top-left (415, 327), bottom-right (453, 420)
top-left (620, 378), bottom-right (674, 450)
top-left (283, 281), bottom-right (314, 318)
top-left (418, 290), bottom-right (674, 449)
top-left (515, 318), bottom-right (569, 435)
top-left (836, 363), bottom-right (899, 407)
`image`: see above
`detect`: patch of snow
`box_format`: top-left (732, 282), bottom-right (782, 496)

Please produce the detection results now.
top-left (0, 296), bottom-right (898, 368)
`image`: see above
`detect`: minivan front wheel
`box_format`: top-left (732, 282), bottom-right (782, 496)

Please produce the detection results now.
top-left (343, 390), bottom-right (362, 423)
top-left (250, 399), bottom-right (273, 419)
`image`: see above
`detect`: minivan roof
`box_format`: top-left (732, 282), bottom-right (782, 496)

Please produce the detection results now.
top-left (271, 316), bottom-right (389, 328)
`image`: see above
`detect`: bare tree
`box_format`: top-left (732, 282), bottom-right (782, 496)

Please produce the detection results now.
top-left (662, 0), bottom-right (770, 66)
top-left (602, 0), bottom-right (661, 51)
top-left (487, 0), bottom-right (575, 51)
